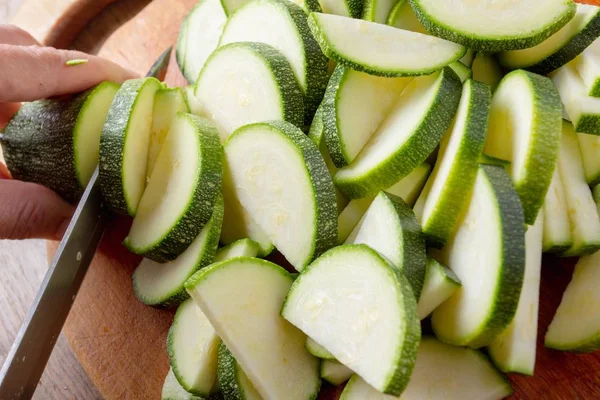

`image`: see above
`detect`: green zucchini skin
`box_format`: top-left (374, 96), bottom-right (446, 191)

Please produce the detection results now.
top-left (321, 65), bottom-right (348, 168)
top-left (217, 343), bottom-right (261, 400)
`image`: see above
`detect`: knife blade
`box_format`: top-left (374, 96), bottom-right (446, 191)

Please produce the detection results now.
top-left (0, 47), bottom-right (172, 400)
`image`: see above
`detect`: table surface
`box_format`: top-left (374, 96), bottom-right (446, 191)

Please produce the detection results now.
top-left (0, 0), bottom-right (101, 398)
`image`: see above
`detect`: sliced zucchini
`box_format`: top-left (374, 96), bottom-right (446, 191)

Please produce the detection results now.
top-left (313, 0), bottom-right (362, 18)
top-left (282, 245), bottom-right (420, 396)
top-left (340, 338), bottom-right (512, 400)
top-left (308, 13), bottom-right (466, 77)
top-left (497, 4), bottom-right (600, 75)
top-left (321, 360), bottom-right (353, 385)
top-left (551, 63), bottom-right (600, 135)
top-left (572, 39), bottom-right (600, 97)
top-left (345, 191), bottom-right (427, 298)
top-left (168, 299), bottom-right (221, 396)
top-left (99, 77), bottom-right (163, 215)
top-left (449, 61), bottom-right (472, 83)
top-left (214, 239), bottom-right (260, 262)
top-left (337, 198), bottom-right (374, 244)
top-left (386, 0), bottom-right (426, 33)
top-left (578, 131), bottom-right (600, 186)
top-left (409, 0), bottom-right (576, 52)
top-left (557, 121), bottom-right (600, 256)
top-left (546, 249), bottom-right (600, 352)
top-left (362, 0), bottom-right (396, 24)
top-left (471, 53), bottom-right (503, 92)
top-left (223, 121), bottom-right (337, 271)
top-left (2, 81), bottom-right (119, 203)
top-left (322, 65), bottom-right (412, 167)
top-left (147, 88), bottom-right (190, 179)
top-left (485, 70), bottom-right (562, 225)
top-left (217, 344), bottom-right (262, 400)
top-left (194, 42), bottom-right (304, 142)
top-left (124, 114), bottom-right (222, 262)
top-left (185, 258), bottom-right (321, 400)
top-left (460, 49), bottom-right (476, 68)
top-left (415, 79), bottom-right (490, 246)
top-left (162, 368), bottom-right (206, 400)
top-left (417, 257), bottom-right (461, 320)
top-left (176, 0), bottom-right (227, 83)
top-left (334, 67), bottom-right (462, 199)
top-left (431, 165), bottom-right (526, 348)
top-left (219, 0), bottom-right (328, 123)
top-left (305, 337), bottom-right (335, 360)
top-left (184, 85), bottom-right (206, 117)
top-left (488, 211), bottom-right (543, 375)
top-left (542, 168), bottom-right (573, 253)
top-left (133, 195), bottom-right (224, 307)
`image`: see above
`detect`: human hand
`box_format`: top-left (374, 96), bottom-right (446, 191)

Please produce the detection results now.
top-left (0, 25), bottom-right (136, 240)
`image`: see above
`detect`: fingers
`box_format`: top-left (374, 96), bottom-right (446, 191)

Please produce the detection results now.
top-left (0, 45), bottom-right (137, 102)
top-left (0, 179), bottom-right (74, 240)
top-left (0, 24), bottom-right (40, 46)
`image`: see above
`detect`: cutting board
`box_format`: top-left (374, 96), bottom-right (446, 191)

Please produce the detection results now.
top-left (10, 0), bottom-right (600, 398)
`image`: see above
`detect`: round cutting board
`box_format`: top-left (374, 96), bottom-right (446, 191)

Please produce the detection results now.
top-left (11, 0), bottom-right (600, 398)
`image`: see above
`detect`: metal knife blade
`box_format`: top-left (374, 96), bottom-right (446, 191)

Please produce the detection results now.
top-left (0, 47), bottom-right (172, 400)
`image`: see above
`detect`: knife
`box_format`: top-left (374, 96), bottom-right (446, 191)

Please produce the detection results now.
top-left (0, 47), bottom-right (172, 400)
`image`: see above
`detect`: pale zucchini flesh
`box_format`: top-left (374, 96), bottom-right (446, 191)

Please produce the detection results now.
top-left (317, 0), bottom-right (363, 18)
top-left (449, 61), bottom-right (472, 83)
top-left (471, 53), bottom-right (503, 92)
top-left (362, 0), bottom-right (396, 24)
top-left (214, 239), bottom-right (261, 262)
top-left (386, 0), bottom-right (426, 33)
top-left (320, 360), bottom-right (353, 385)
top-left (305, 337), bottom-right (335, 360)
top-left (572, 39), bottom-right (600, 97)
top-left (542, 168), bottom-right (573, 253)
top-left (162, 368), bottom-right (208, 400)
top-left (217, 344), bottom-right (263, 400)
top-left (337, 198), bottom-right (374, 244)
top-left (417, 257), bottom-right (461, 320)
top-left (578, 131), bottom-right (600, 186)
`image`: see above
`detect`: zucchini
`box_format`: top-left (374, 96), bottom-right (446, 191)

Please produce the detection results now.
top-left (471, 53), bottom-right (503, 92)
top-left (497, 4), bottom-right (600, 75)
top-left (320, 360), bottom-right (353, 385)
top-left (176, 0), bottom-right (227, 83)
top-left (219, 0), bottom-right (328, 124)
top-left (449, 61), bottom-right (472, 83)
top-left (334, 67), bottom-right (462, 199)
top-left (362, 0), bottom-right (396, 24)
top-left (485, 70), bottom-right (562, 225)
top-left (557, 121), bottom-right (600, 256)
top-left (217, 344), bottom-right (262, 400)
top-left (147, 88), bottom-right (190, 179)
top-left (337, 198), bottom-right (373, 244)
top-left (167, 299), bottom-right (221, 396)
top-left (543, 168), bottom-right (573, 253)
top-left (312, 0), bottom-right (362, 18)
top-left (99, 77), bottom-right (163, 215)
top-left (417, 257), bottom-right (461, 320)
top-left (322, 65), bottom-right (412, 167)
top-left (431, 165), bottom-right (526, 348)
top-left (305, 337), bottom-right (335, 360)
top-left (409, 0), bottom-right (576, 52)
top-left (194, 42), bottom-right (304, 142)
top-left (488, 211), bottom-right (543, 375)
top-left (345, 191), bottom-right (427, 298)
top-left (282, 244), bottom-right (420, 396)
top-left (460, 49), bottom-right (476, 68)
top-left (214, 239), bottom-right (260, 262)
top-left (162, 368), bottom-right (218, 400)
top-left (124, 114), bottom-right (222, 262)
top-left (572, 39), bottom-right (600, 97)
top-left (308, 13), bottom-right (466, 77)
top-left (184, 85), bottom-right (206, 117)
top-left (386, 0), bottom-right (426, 33)
top-left (546, 249), bottom-right (600, 352)
top-left (223, 121), bottom-right (337, 271)
top-left (185, 258), bottom-right (321, 400)
top-left (551, 63), bottom-right (600, 135)
top-left (340, 338), bottom-right (512, 400)
top-left (1, 81), bottom-right (119, 203)
top-left (415, 79), bottom-right (491, 247)
top-left (577, 131), bottom-right (600, 186)
top-left (132, 195), bottom-right (224, 307)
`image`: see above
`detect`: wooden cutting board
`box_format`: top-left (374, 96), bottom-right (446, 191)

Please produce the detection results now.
top-left (11, 0), bottom-right (600, 398)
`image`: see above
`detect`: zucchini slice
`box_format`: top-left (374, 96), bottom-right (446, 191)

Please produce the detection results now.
top-left (219, 0), bottom-right (328, 124)
top-left (124, 114), bottom-right (222, 262)
top-left (543, 168), bottom-right (573, 253)
top-left (214, 239), bottom-right (260, 262)
top-left (99, 77), bottom-right (163, 215)
top-left (308, 13), bottom-right (466, 77)
top-left (546, 250), bottom-right (600, 352)
top-left (551, 63), bottom-right (600, 135)
top-left (217, 344), bottom-right (262, 400)
top-left (223, 121), bottom-right (337, 271)
top-left (340, 338), bottom-right (512, 400)
top-left (449, 61), bottom-right (472, 83)
top-left (415, 79), bottom-right (490, 247)
top-left (322, 65), bottom-right (412, 167)
top-left (572, 39), bottom-right (600, 97)
top-left (416, 257), bottom-right (461, 320)
top-left (167, 299), bottom-right (221, 396)
top-left (362, 0), bottom-right (396, 24)
top-left (334, 67), bottom-right (462, 199)
top-left (337, 198), bottom-right (373, 244)
top-left (578, 131), bottom-right (600, 186)
top-left (162, 368), bottom-right (212, 400)
top-left (282, 245), bottom-right (420, 396)
top-left (1, 81), bottom-right (119, 203)
top-left (497, 4), bottom-right (600, 75)
top-left (185, 258), bottom-right (321, 400)
top-left (386, 0), bottom-right (426, 33)
top-left (320, 360), bottom-right (353, 385)
top-left (132, 195), bottom-right (223, 307)
top-left (345, 192), bottom-right (427, 298)
top-left (471, 53), bottom-right (503, 92)
top-left (148, 88), bottom-right (190, 179)
top-left (184, 85), bottom-right (206, 117)
top-left (305, 337), bottom-right (335, 360)
top-left (488, 211), bottom-right (543, 375)
top-left (485, 70), bottom-right (562, 225)
top-left (557, 121), bottom-right (600, 256)
top-left (176, 0), bottom-right (227, 83)
top-left (459, 49), bottom-right (476, 68)
top-left (431, 165), bottom-right (526, 348)
top-left (409, 0), bottom-right (576, 52)
top-left (194, 42), bottom-right (304, 142)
